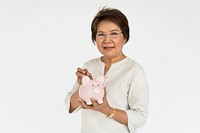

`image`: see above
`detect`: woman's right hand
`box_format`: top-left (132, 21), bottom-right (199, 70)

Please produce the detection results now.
top-left (76, 67), bottom-right (93, 85)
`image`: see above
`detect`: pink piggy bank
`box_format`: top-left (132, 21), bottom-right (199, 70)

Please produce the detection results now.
top-left (79, 75), bottom-right (104, 105)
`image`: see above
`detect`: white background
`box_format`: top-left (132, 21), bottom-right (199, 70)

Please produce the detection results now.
top-left (0, 0), bottom-right (200, 133)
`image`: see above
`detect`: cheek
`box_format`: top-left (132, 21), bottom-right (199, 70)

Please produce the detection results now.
top-left (115, 39), bottom-right (125, 47)
top-left (95, 40), bottom-right (103, 49)
top-left (95, 39), bottom-right (102, 44)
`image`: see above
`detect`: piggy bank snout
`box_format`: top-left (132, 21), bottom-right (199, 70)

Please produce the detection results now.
top-left (92, 86), bottom-right (102, 94)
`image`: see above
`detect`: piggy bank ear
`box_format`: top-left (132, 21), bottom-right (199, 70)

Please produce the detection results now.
top-left (82, 76), bottom-right (90, 85)
top-left (96, 75), bottom-right (104, 84)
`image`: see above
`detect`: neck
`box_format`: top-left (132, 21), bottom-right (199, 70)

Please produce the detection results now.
top-left (101, 52), bottom-right (126, 65)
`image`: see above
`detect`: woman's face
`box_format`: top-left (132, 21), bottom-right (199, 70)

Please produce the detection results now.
top-left (95, 20), bottom-right (127, 60)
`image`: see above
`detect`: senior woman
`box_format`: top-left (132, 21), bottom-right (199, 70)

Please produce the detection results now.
top-left (65, 7), bottom-right (149, 133)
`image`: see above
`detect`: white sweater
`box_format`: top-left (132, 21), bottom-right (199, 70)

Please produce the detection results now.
top-left (65, 57), bottom-right (149, 133)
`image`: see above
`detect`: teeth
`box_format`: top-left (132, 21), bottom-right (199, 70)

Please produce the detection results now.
top-left (104, 46), bottom-right (114, 48)
top-left (104, 47), bottom-right (113, 49)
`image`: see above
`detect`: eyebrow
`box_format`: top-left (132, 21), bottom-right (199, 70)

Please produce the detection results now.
top-left (97, 29), bottom-right (120, 33)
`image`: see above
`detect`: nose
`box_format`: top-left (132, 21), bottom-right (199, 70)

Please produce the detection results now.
top-left (104, 34), bottom-right (112, 43)
top-left (93, 86), bottom-right (102, 94)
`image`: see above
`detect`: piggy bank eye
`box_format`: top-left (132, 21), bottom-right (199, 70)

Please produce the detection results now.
top-left (97, 84), bottom-right (99, 86)
top-left (92, 84), bottom-right (94, 86)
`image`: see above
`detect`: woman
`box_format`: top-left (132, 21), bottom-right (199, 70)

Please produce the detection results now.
top-left (65, 7), bottom-right (149, 133)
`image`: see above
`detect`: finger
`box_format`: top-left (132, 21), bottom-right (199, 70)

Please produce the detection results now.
top-left (84, 69), bottom-right (93, 79)
top-left (76, 71), bottom-right (85, 77)
top-left (91, 98), bottom-right (98, 107)
top-left (89, 73), bottom-right (93, 80)
top-left (77, 67), bottom-right (86, 74)
top-left (78, 98), bottom-right (88, 109)
top-left (104, 87), bottom-right (107, 96)
top-left (83, 69), bottom-right (90, 76)
top-left (76, 71), bottom-right (88, 78)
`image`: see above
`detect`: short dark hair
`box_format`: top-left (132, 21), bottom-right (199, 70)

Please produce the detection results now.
top-left (91, 7), bottom-right (130, 44)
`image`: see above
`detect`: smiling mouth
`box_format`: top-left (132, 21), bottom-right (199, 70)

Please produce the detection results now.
top-left (103, 46), bottom-right (115, 50)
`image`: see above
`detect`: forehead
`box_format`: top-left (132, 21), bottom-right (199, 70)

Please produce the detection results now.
top-left (97, 20), bottom-right (121, 32)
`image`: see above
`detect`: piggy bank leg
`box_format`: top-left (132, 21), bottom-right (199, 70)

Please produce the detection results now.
top-left (86, 100), bottom-right (92, 105)
top-left (97, 99), bottom-right (103, 104)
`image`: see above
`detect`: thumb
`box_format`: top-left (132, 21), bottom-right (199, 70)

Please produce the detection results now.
top-left (103, 87), bottom-right (107, 97)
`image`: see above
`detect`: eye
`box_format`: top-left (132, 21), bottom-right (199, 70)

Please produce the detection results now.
top-left (92, 84), bottom-right (94, 86)
top-left (97, 84), bottom-right (99, 86)
top-left (97, 33), bottom-right (105, 37)
top-left (110, 32), bottom-right (118, 36)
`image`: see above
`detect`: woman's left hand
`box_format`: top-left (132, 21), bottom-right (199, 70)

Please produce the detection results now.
top-left (78, 88), bottom-right (112, 115)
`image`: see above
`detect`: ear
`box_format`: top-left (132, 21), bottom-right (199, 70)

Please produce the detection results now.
top-left (96, 75), bottom-right (104, 84)
top-left (82, 76), bottom-right (90, 85)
